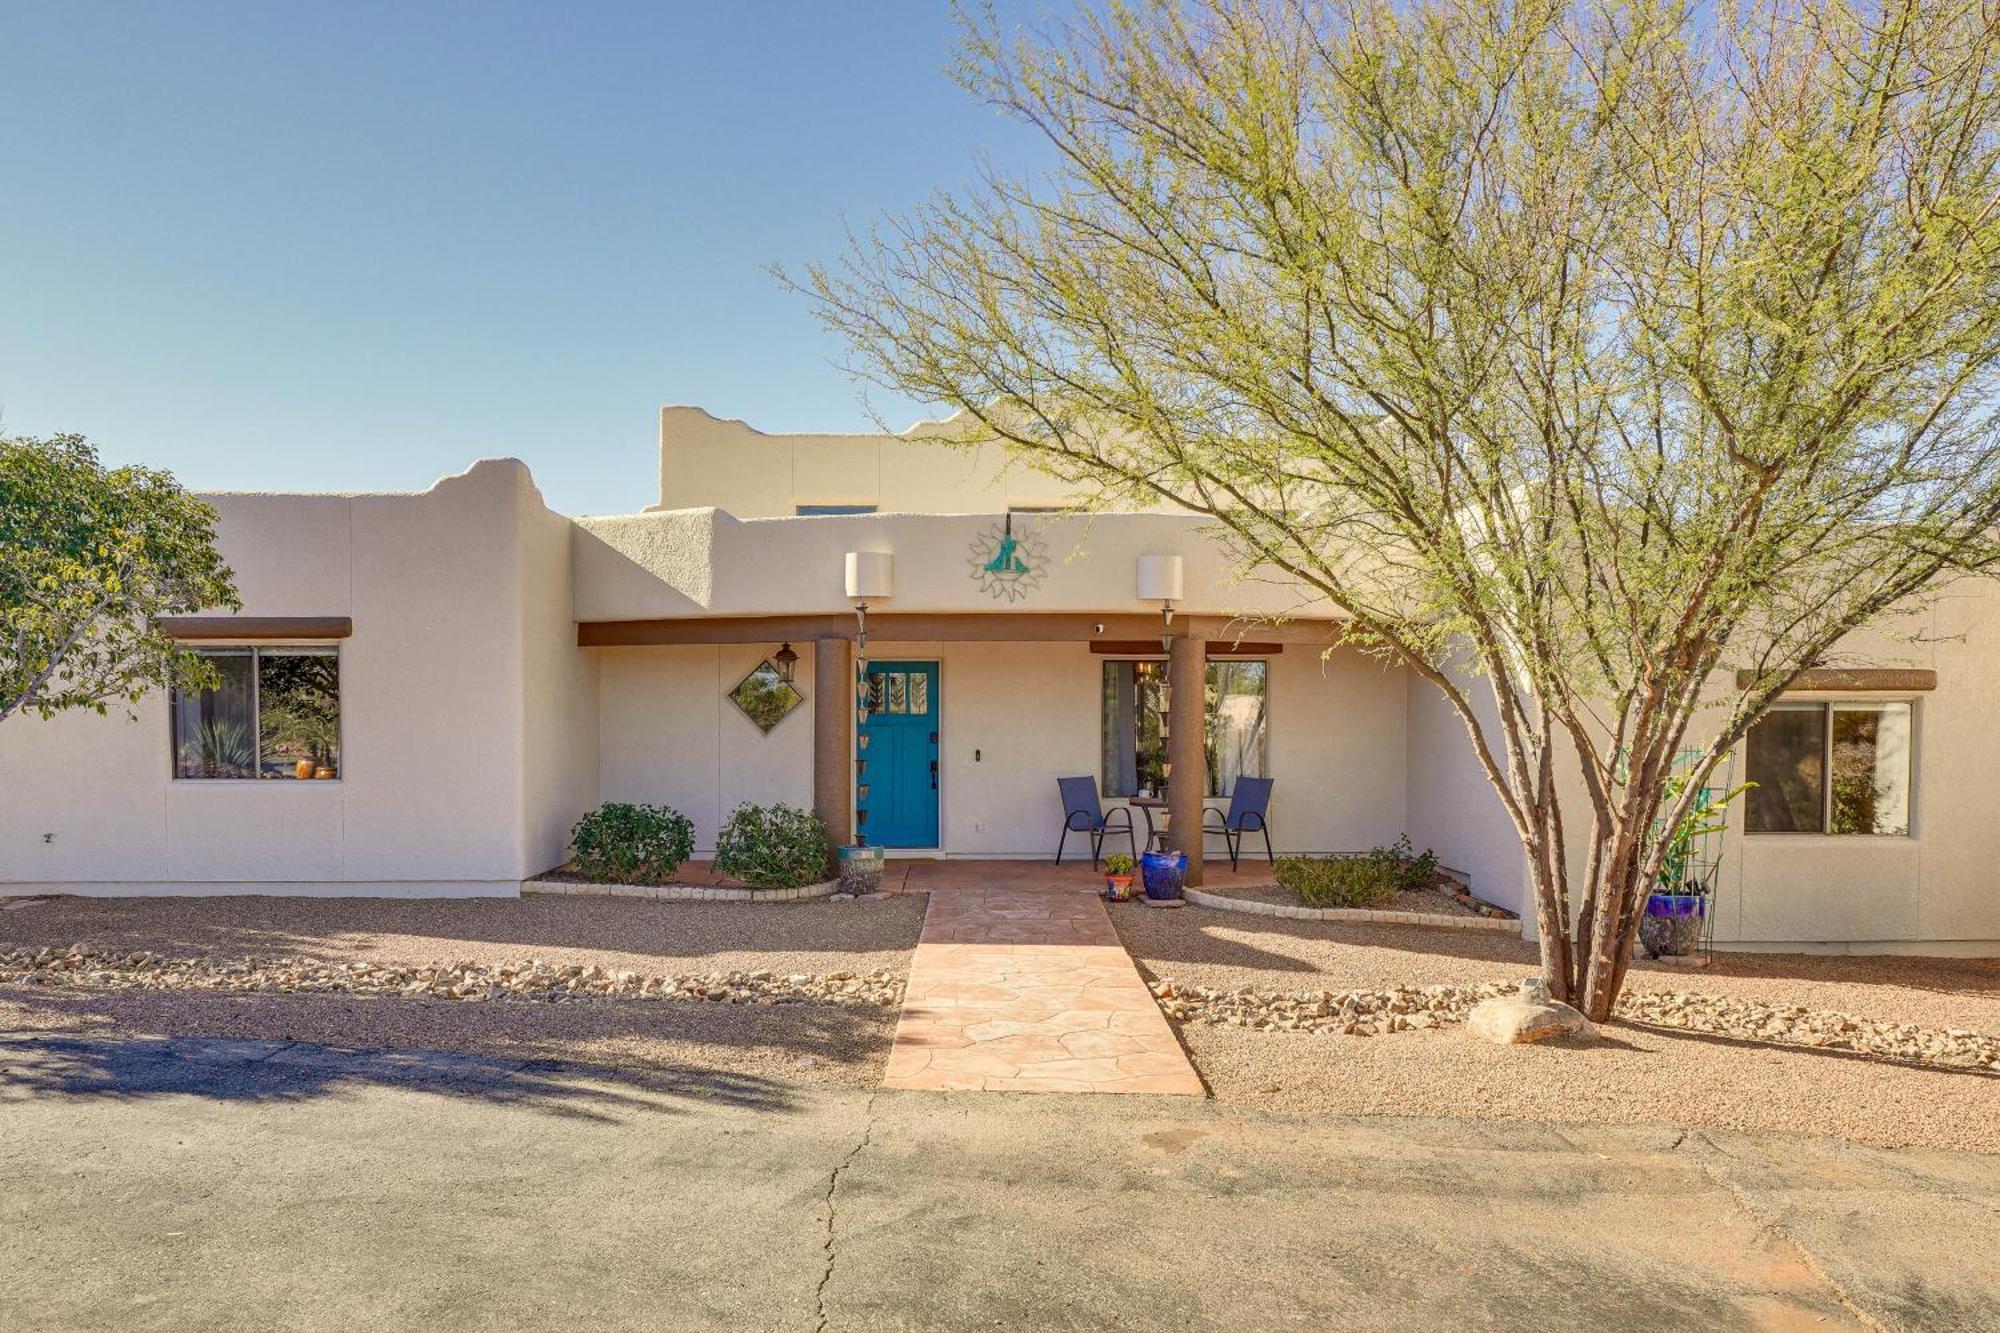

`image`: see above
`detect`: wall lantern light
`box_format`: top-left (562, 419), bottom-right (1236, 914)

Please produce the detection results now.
top-left (1136, 554), bottom-right (1185, 655)
top-left (773, 641), bottom-right (799, 683)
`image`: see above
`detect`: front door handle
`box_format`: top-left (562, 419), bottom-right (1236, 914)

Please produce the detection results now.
top-left (930, 759), bottom-right (939, 790)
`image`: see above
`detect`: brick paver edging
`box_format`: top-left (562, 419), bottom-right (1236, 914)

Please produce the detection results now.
top-left (1182, 886), bottom-right (1520, 932)
top-left (522, 877), bottom-right (841, 903)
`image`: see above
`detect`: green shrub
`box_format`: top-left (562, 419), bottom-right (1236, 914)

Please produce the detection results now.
top-left (713, 802), bottom-right (831, 888)
top-left (1275, 855), bottom-right (1399, 908)
top-left (1368, 834), bottom-right (1440, 892)
top-left (1103, 852), bottom-right (1136, 876)
top-left (569, 802), bottom-right (696, 885)
top-left (1275, 837), bottom-right (1442, 907)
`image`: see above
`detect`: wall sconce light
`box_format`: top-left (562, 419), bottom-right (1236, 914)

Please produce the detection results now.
top-left (773, 641), bottom-right (798, 683)
top-left (1136, 554), bottom-right (1185, 655)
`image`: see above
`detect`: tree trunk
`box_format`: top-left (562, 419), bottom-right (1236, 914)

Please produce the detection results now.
top-left (1574, 825), bottom-right (1657, 1023)
top-left (1526, 837), bottom-right (1575, 1005)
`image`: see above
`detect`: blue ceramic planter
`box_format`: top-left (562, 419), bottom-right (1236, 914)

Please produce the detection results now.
top-left (1640, 891), bottom-right (1706, 957)
top-left (1140, 849), bottom-right (1187, 900)
top-left (836, 844), bottom-right (885, 894)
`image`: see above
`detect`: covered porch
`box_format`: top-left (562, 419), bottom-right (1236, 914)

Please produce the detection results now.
top-left (578, 609), bottom-right (1371, 886)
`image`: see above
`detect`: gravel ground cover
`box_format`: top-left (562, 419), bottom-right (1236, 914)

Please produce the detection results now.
top-left (0, 893), bottom-right (923, 978)
top-left (0, 894), bottom-right (924, 1087)
top-left (1112, 903), bottom-right (2000, 1153)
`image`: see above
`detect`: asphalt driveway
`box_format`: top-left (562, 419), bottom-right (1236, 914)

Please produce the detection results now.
top-left (2, 1033), bottom-right (1996, 1332)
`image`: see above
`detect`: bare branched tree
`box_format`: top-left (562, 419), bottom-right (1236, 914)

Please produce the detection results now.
top-left (790, 0), bottom-right (2000, 1018)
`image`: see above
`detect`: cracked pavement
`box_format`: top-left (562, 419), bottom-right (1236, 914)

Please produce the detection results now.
top-left (2, 1034), bottom-right (1996, 1331)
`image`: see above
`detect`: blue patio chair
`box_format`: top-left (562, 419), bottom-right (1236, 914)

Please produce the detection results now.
top-left (1201, 777), bottom-right (1275, 870)
top-left (1054, 775), bottom-right (1137, 868)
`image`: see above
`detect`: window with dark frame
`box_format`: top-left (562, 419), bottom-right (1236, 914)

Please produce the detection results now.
top-left (1744, 700), bottom-right (1911, 835)
top-left (1099, 658), bottom-right (1267, 798)
top-left (171, 646), bottom-right (342, 780)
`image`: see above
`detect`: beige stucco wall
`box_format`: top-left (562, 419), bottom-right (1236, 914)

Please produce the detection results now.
top-left (1398, 582), bottom-right (2000, 952)
top-left (596, 644), bottom-right (815, 852)
top-left (1704, 582), bottom-right (2000, 951)
top-left (517, 485), bottom-right (602, 877)
top-left (575, 507), bottom-right (1342, 623)
top-left (0, 458), bottom-right (595, 897)
top-left (1403, 659), bottom-right (1533, 925)
top-left (592, 638), bottom-right (1406, 859)
top-left (655, 406), bottom-right (1144, 516)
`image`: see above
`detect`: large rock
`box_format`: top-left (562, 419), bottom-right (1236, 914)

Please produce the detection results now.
top-left (1467, 979), bottom-right (1594, 1044)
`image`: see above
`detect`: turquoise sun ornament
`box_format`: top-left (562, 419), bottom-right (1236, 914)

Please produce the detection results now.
top-left (967, 513), bottom-right (1048, 602)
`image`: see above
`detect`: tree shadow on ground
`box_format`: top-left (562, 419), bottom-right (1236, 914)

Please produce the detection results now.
top-left (1610, 1018), bottom-right (2000, 1080)
top-left (0, 893), bottom-right (928, 973)
top-left (1110, 902), bottom-right (1540, 975)
top-left (0, 986), bottom-right (898, 1117)
top-left (0, 1027), bottom-right (803, 1123)
top-left (1111, 902), bottom-right (2000, 1007)
top-left (1642, 950), bottom-right (2000, 1000)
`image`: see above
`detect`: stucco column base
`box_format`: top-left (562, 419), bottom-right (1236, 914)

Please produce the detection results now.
top-left (1167, 634), bottom-right (1206, 887)
top-left (813, 637), bottom-right (855, 847)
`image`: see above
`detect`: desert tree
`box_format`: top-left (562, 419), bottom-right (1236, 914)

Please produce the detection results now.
top-left (795, 0), bottom-right (2000, 1017)
top-left (1, 433), bottom-right (239, 724)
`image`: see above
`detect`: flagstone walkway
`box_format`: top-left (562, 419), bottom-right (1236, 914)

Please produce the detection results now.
top-left (881, 881), bottom-right (1205, 1095)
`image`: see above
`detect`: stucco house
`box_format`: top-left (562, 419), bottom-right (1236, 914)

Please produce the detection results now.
top-left (3, 405), bottom-right (1996, 957)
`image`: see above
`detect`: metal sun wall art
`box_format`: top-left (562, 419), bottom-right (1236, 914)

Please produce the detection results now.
top-left (967, 513), bottom-right (1048, 603)
top-left (728, 660), bottom-right (805, 733)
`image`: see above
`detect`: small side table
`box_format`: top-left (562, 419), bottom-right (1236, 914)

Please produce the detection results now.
top-left (1127, 795), bottom-right (1172, 852)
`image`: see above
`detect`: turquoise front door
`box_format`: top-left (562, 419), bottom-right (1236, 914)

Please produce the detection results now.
top-left (860, 661), bottom-right (939, 848)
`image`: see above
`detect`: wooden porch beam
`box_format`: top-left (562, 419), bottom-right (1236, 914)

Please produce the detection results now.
top-left (1088, 640), bottom-right (1281, 657)
top-left (1735, 668), bottom-right (1936, 692)
top-left (158, 616), bottom-right (353, 640)
top-left (578, 613), bottom-right (1337, 648)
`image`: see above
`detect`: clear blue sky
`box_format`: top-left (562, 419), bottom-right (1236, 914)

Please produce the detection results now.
top-left (0, 2), bottom-right (1050, 515)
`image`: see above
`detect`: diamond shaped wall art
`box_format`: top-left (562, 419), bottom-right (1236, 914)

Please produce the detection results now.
top-left (728, 660), bottom-right (805, 733)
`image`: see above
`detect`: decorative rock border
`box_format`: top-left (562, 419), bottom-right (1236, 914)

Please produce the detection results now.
top-left (521, 876), bottom-right (841, 903)
top-left (1154, 980), bottom-right (1513, 1034)
top-left (1150, 976), bottom-right (2000, 1069)
top-left (1182, 885), bottom-right (1519, 932)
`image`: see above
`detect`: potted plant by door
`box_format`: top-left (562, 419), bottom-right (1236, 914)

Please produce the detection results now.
top-left (1102, 853), bottom-right (1136, 902)
top-left (836, 843), bottom-right (886, 894)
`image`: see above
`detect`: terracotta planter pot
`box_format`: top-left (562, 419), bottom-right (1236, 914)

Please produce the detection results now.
top-left (295, 759), bottom-right (315, 781)
top-left (1104, 873), bottom-right (1135, 902)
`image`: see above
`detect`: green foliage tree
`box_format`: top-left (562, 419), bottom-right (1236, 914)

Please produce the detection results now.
top-left (1, 433), bottom-right (239, 723)
top-left (797, 0), bottom-right (2000, 1018)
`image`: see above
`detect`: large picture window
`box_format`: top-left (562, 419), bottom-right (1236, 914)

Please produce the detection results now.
top-left (1100, 659), bottom-right (1267, 798)
top-left (172, 647), bottom-right (341, 780)
top-left (1745, 701), bottom-right (1911, 835)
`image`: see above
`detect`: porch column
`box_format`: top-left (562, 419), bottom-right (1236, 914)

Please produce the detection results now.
top-left (813, 636), bottom-right (854, 846)
top-left (1167, 633), bottom-right (1206, 886)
